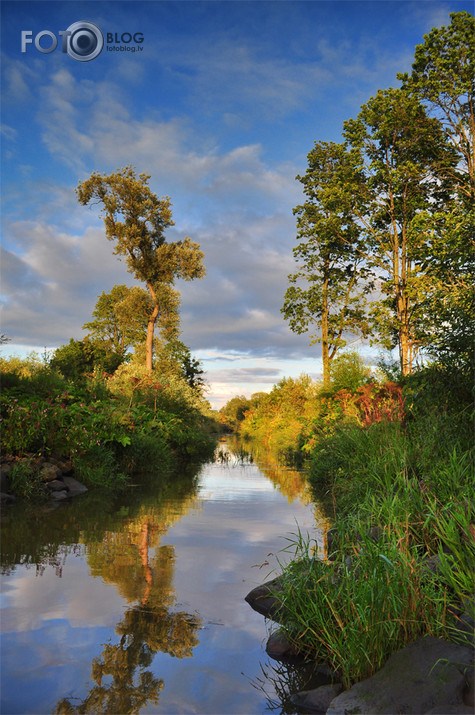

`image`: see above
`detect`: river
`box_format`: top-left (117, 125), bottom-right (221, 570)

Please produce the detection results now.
top-left (0, 438), bottom-right (329, 714)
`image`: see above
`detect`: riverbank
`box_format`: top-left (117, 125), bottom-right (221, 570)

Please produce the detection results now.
top-left (233, 365), bottom-right (474, 708)
top-left (0, 359), bottom-right (218, 501)
top-left (246, 575), bottom-right (474, 713)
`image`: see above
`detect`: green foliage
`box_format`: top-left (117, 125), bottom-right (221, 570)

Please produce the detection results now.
top-left (1, 355), bottom-right (217, 495)
top-left (238, 375), bottom-right (321, 461)
top-left (8, 459), bottom-right (45, 499)
top-left (289, 12), bottom-right (473, 377)
top-left (283, 141), bottom-right (373, 384)
top-left (328, 350), bottom-right (372, 394)
top-left (233, 363), bottom-right (401, 461)
top-left (154, 339), bottom-right (206, 391)
top-left (83, 284), bottom-right (152, 356)
top-left (0, 353), bottom-right (67, 396)
top-left (274, 526), bottom-right (465, 689)
top-left (398, 11), bottom-right (474, 200)
top-left (273, 387), bottom-right (474, 687)
top-left (73, 445), bottom-right (128, 489)
top-left (343, 87), bottom-right (457, 375)
top-left (219, 395), bottom-right (252, 428)
top-left (50, 337), bottom-right (124, 381)
top-left (0, 391), bottom-right (131, 460)
top-left (76, 167), bottom-right (205, 371)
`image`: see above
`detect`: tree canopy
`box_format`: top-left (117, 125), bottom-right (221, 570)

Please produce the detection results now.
top-left (284, 11), bottom-right (473, 379)
top-left (282, 141), bottom-right (372, 385)
top-left (77, 167), bottom-right (205, 371)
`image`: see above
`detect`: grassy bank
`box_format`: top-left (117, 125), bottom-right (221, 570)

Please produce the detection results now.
top-left (229, 363), bottom-right (474, 688)
top-left (1, 355), bottom-right (218, 498)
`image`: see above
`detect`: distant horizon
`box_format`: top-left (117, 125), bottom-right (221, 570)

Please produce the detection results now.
top-left (1, 0), bottom-right (471, 408)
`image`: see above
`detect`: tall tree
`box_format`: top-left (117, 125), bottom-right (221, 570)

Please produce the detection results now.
top-left (77, 167), bottom-right (205, 372)
top-left (398, 11), bottom-right (474, 201)
top-left (342, 87), bottom-right (456, 375)
top-left (398, 11), bottom-right (475, 372)
top-left (282, 141), bottom-right (372, 385)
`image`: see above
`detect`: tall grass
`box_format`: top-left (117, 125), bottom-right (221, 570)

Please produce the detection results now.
top-left (273, 406), bottom-right (474, 687)
top-left (273, 528), bottom-right (459, 688)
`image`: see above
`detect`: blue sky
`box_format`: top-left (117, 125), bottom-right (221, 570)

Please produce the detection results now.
top-left (1, 1), bottom-right (472, 408)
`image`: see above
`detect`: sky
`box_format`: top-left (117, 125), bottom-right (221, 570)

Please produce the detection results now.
top-left (1, 0), bottom-right (472, 408)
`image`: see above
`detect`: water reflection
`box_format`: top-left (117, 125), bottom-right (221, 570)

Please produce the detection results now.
top-left (53, 477), bottom-right (205, 712)
top-left (219, 436), bottom-right (313, 504)
top-left (55, 548), bottom-right (200, 714)
top-left (1, 442), bottom-right (329, 714)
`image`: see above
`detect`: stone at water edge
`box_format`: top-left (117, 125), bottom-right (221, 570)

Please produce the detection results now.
top-left (325, 636), bottom-right (473, 715)
top-left (50, 490), bottom-right (68, 501)
top-left (289, 684), bottom-right (344, 714)
top-left (265, 628), bottom-right (300, 660)
top-left (62, 476), bottom-right (88, 495)
top-left (244, 575), bottom-right (286, 622)
top-left (46, 479), bottom-right (67, 492)
top-left (40, 463), bottom-right (63, 481)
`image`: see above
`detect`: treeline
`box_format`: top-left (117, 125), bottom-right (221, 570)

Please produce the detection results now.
top-left (282, 11), bottom-right (474, 385)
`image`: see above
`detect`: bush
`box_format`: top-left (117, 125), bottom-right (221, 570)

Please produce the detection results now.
top-left (1, 357), bottom-right (217, 494)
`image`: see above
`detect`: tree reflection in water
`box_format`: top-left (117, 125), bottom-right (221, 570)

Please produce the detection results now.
top-left (55, 603), bottom-right (200, 714)
top-left (55, 492), bottom-right (202, 713)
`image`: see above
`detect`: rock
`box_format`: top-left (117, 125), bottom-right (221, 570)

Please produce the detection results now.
top-left (58, 459), bottom-right (74, 475)
top-left (326, 636), bottom-right (473, 715)
top-left (464, 668), bottom-right (474, 707)
top-left (46, 479), bottom-right (67, 492)
top-left (424, 554), bottom-right (443, 575)
top-left (455, 610), bottom-right (475, 647)
top-left (49, 456), bottom-right (74, 474)
top-left (40, 463), bottom-right (63, 481)
top-left (245, 575), bottom-right (286, 621)
top-left (50, 490), bottom-right (68, 501)
top-left (290, 684), bottom-right (344, 713)
top-left (62, 476), bottom-right (87, 495)
top-left (266, 628), bottom-right (300, 660)
top-left (0, 492), bottom-right (16, 504)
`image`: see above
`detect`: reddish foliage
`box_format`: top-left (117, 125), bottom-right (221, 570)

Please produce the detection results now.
top-left (354, 381), bottom-right (405, 427)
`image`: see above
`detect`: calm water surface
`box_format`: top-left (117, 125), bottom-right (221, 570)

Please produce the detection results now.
top-left (1, 439), bottom-right (329, 714)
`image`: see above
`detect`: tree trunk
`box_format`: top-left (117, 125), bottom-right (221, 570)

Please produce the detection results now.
top-left (321, 305), bottom-right (330, 386)
top-left (398, 291), bottom-right (412, 376)
top-left (320, 266), bottom-right (331, 386)
top-left (146, 283), bottom-right (160, 372)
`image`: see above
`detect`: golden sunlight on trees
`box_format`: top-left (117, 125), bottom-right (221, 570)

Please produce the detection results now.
top-left (77, 167), bottom-right (205, 372)
top-left (284, 13), bottom-right (474, 377)
top-left (282, 141), bottom-right (373, 385)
